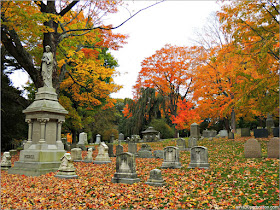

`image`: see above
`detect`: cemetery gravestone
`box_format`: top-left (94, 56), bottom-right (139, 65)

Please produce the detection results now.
top-left (119, 133), bottom-right (124, 141)
top-left (176, 138), bottom-right (187, 151)
top-left (161, 146), bottom-right (182, 169)
top-left (244, 139), bottom-right (262, 158)
top-left (1, 152), bottom-right (12, 170)
top-left (273, 127), bottom-right (279, 137)
top-left (145, 169), bottom-right (166, 186)
top-left (77, 132), bottom-right (87, 151)
top-left (209, 130), bottom-right (217, 137)
top-left (267, 137), bottom-right (279, 159)
top-left (128, 141), bottom-right (137, 155)
top-left (71, 148), bottom-right (82, 162)
top-left (266, 114), bottom-right (274, 134)
top-left (253, 128), bottom-right (268, 138)
top-left (116, 145), bottom-right (124, 156)
top-left (94, 142), bottom-right (111, 164)
top-left (219, 130), bottom-right (228, 138)
top-left (188, 146), bottom-right (210, 169)
top-left (188, 137), bottom-right (197, 149)
top-left (54, 153), bottom-right (78, 179)
top-left (141, 127), bottom-right (159, 142)
top-left (190, 123), bottom-right (200, 138)
top-left (95, 134), bottom-right (101, 144)
top-left (112, 152), bottom-right (140, 184)
top-left (108, 134), bottom-right (115, 157)
top-left (137, 150), bottom-right (154, 158)
top-left (8, 46), bottom-right (68, 176)
top-left (153, 150), bottom-right (164, 159)
top-left (83, 148), bottom-right (93, 163)
top-left (241, 128), bottom-right (251, 137)
top-left (202, 130), bottom-right (210, 138)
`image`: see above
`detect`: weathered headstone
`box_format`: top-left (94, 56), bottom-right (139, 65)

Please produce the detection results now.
top-left (188, 137), bottom-right (197, 149)
top-left (54, 153), bottom-right (78, 179)
top-left (161, 146), bottom-right (182, 169)
top-left (267, 137), bottom-right (279, 158)
top-left (209, 130), bottom-right (217, 137)
top-left (137, 150), bottom-right (154, 158)
top-left (153, 150), bottom-right (164, 159)
top-left (253, 128), bottom-right (268, 138)
top-left (116, 144), bottom-right (124, 156)
top-left (190, 123), bottom-right (200, 138)
top-left (228, 131), bottom-right (234, 139)
top-left (202, 130), bottom-right (210, 138)
top-left (1, 152), bottom-right (12, 170)
top-left (94, 142), bottom-right (111, 164)
top-left (241, 128), bottom-right (251, 137)
top-left (145, 169), bottom-right (166, 186)
top-left (83, 148), bottom-right (93, 163)
top-left (71, 148), bottom-right (83, 162)
top-left (112, 152), bottom-right (140, 184)
top-left (8, 49), bottom-right (68, 176)
top-left (95, 134), bottom-right (101, 144)
top-left (266, 114), bottom-right (274, 134)
top-left (107, 134), bottom-right (115, 157)
top-left (128, 141), bottom-right (137, 155)
top-left (219, 130), bottom-right (228, 138)
top-left (119, 133), bottom-right (124, 141)
top-left (78, 132), bottom-right (88, 145)
top-left (273, 127), bottom-right (279, 137)
top-left (188, 146), bottom-right (210, 169)
top-left (176, 138), bottom-right (187, 151)
top-left (244, 139), bottom-right (262, 158)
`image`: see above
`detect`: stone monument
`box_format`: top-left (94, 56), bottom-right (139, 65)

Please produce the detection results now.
top-left (95, 134), bottom-right (101, 144)
top-left (111, 152), bottom-right (140, 184)
top-left (188, 146), bottom-right (210, 169)
top-left (141, 127), bottom-right (159, 142)
top-left (94, 142), bottom-right (111, 164)
top-left (161, 146), bottom-right (182, 169)
top-left (83, 148), bottom-right (93, 163)
top-left (54, 153), bottom-right (78, 179)
top-left (119, 133), bottom-right (124, 141)
top-left (244, 139), bottom-right (262, 158)
top-left (108, 134), bottom-right (115, 157)
top-left (8, 45), bottom-right (68, 176)
top-left (267, 137), bottom-right (279, 159)
top-left (145, 169), bottom-right (166, 186)
top-left (71, 148), bottom-right (83, 162)
top-left (188, 123), bottom-right (199, 150)
top-left (176, 138), bottom-right (187, 151)
top-left (266, 114), bottom-right (274, 134)
top-left (1, 152), bottom-right (12, 170)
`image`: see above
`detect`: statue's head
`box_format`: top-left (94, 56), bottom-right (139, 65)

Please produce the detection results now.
top-left (45, 45), bottom-right (51, 52)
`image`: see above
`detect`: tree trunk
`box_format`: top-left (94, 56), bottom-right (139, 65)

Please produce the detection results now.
top-left (231, 108), bottom-right (236, 133)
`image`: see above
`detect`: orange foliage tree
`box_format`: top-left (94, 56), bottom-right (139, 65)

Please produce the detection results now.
top-left (134, 45), bottom-right (197, 127)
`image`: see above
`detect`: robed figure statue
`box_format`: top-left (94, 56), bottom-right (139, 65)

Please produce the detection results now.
top-left (41, 45), bottom-right (54, 87)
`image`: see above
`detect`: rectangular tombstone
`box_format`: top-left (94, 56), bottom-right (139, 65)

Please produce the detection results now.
top-left (116, 145), bottom-right (123, 156)
top-left (244, 139), bottom-right (262, 158)
top-left (253, 129), bottom-right (268, 138)
top-left (241, 128), bottom-right (251, 137)
top-left (188, 146), bottom-right (210, 169)
top-left (78, 132), bottom-right (88, 145)
top-left (119, 133), bottom-right (124, 141)
top-left (95, 134), bottom-right (101, 144)
top-left (71, 148), bottom-right (83, 162)
top-left (145, 169), bottom-right (166, 186)
top-left (188, 137), bottom-right (197, 149)
top-left (202, 130), bottom-right (210, 138)
top-left (128, 142), bottom-right (137, 154)
top-left (161, 146), bottom-right (181, 169)
top-left (267, 137), bottom-right (279, 158)
top-left (219, 130), bottom-right (228, 138)
top-left (176, 138), bottom-right (187, 151)
top-left (190, 123), bottom-right (200, 138)
top-left (209, 130), bottom-right (217, 137)
top-left (273, 127), bottom-right (279, 137)
top-left (228, 132), bottom-right (234, 139)
top-left (112, 152), bottom-right (140, 184)
top-left (137, 150), bottom-right (154, 158)
top-left (107, 143), bottom-right (115, 157)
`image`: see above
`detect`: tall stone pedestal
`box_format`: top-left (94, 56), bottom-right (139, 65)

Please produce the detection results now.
top-left (8, 87), bottom-right (68, 176)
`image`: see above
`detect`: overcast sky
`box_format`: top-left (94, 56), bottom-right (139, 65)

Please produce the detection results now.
top-left (9, 0), bottom-right (221, 99)
top-left (107, 0), bottom-right (221, 99)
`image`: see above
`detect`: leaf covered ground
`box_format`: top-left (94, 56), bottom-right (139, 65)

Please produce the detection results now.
top-left (1, 137), bottom-right (279, 209)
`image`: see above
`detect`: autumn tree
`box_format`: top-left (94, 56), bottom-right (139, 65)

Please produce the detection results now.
top-left (133, 45), bottom-right (197, 136)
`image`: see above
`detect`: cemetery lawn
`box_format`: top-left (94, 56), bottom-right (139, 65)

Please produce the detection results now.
top-left (1, 137), bottom-right (279, 209)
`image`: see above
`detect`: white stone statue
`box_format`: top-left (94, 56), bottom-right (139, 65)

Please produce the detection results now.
top-left (1, 152), bottom-right (12, 170)
top-left (41, 45), bottom-right (54, 87)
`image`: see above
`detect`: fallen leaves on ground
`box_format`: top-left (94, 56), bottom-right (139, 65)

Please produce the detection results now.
top-left (1, 137), bottom-right (279, 209)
